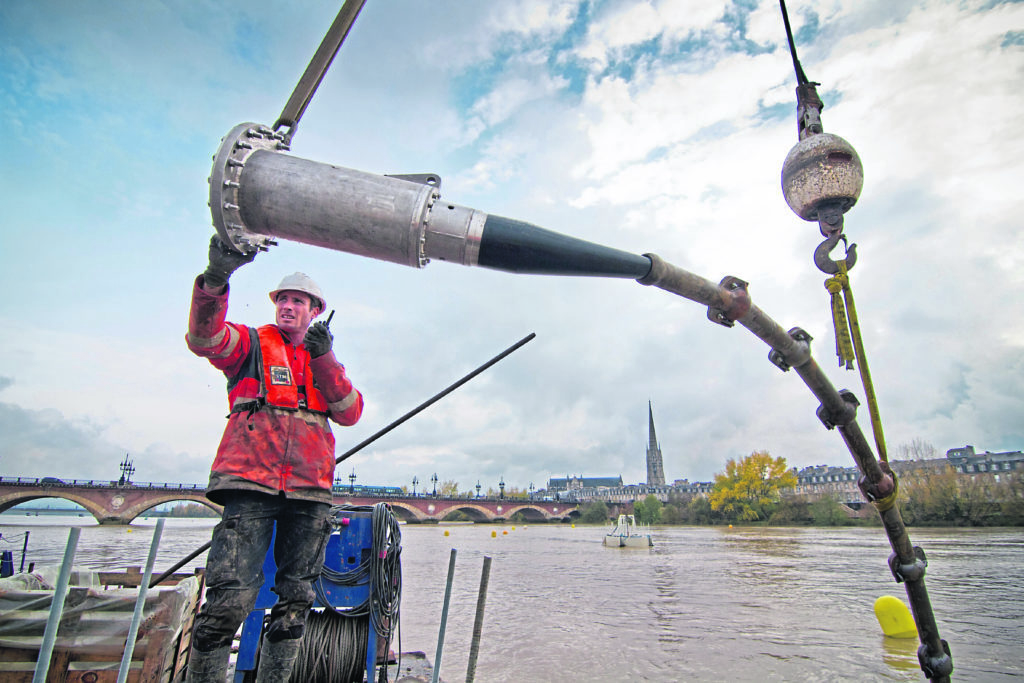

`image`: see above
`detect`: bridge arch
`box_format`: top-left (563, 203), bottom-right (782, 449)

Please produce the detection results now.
top-left (384, 502), bottom-right (429, 523)
top-left (440, 504), bottom-right (493, 522)
top-left (0, 486), bottom-right (220, 525)
top-left (114, 493), bottom-right (222, 524)
top-left (0, 492), bottom-right (110, 524)
top-left (504, 504), bottom-right (556, 522)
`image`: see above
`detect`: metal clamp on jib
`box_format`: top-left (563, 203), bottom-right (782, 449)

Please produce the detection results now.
top-left (706, 276), bottom-right (751, 328)
top-left (858, 464), bottom-right (899, 512)
top-left (768, 327), bottom-right (813, 372)
top-left (815, 388), bottom-right (859, 430)
top-left (889, 545), bottom-right (928, 584)
top-left (918, 639), bottom-right (954, 680)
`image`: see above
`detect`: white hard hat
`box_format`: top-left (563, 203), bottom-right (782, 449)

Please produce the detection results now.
top-left (269, 272), bottom-right (325, 311)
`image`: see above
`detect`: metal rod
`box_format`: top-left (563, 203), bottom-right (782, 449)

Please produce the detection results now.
top-left (337, 332), bottom-right (536, 464)
top-left (150, 539), bottom-right (210, 589)
top-left (465, 556), bottom-right (492, 683)
top-left (432, 548), bottom-right (457, 683)
top-left (33, 527), bottom-right (80, 683)
top-left (274, 0), bottom-right (368, 136)
top-left (20, 531), bottom-right (29, 573)
top-left (118, 519), bottom-right (165, 683)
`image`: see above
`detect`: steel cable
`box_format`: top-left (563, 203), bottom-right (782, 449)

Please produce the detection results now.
top-left (296, 503), bottom-right (403, 681)
top-left (291, 609), bottom-right (368, 683)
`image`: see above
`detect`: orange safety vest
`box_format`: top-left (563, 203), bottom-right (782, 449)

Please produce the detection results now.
top-left (227, 326), bottom-right (329, 415)
top-left (209, 325), bottom-right (337, 499)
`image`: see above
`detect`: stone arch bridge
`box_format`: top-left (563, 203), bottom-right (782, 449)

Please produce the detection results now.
top-left (0, 478), bottom-right (578, 525)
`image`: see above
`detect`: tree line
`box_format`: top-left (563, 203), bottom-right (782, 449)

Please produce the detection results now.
top-left (578, 447), bottom-right (1024, 527)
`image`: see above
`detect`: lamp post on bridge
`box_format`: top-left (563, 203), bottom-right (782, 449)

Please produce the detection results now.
top-left (499, 476), bottom-right (505, 500)
top-left (349, 469), bottom-right (356, 494)
top-left (412, 476), bottom-right (419, 496)
top-left (431, 473), bottom-right (438, 497)
top-left (475, 480), bottom-right (481, 498)
top-left (529, 482), bottom-right (534, 500)
top-left (118, 454), bottom-right (135, 487)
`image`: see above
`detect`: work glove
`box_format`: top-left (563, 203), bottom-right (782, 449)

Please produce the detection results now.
top-left (303, 321), bottom-right (334, 358)
top-left (203, 235), bottom-right (257, 289)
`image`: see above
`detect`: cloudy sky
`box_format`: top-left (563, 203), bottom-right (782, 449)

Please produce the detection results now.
top-left (1, 0), bottom-right (1021, 496)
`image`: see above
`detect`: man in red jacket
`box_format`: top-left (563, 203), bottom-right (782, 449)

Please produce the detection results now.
top-left (185, 236), bottom-right (363, 683)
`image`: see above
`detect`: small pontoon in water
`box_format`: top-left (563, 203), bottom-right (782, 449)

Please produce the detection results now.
top-left (603, 514), bottom-right (653, 548)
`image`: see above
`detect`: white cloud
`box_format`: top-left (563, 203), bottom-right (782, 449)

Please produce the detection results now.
top-left (486, 0), bottom-right (578, 38)
top-left (571, 49), bottom-right (792, 179)
top-left (576, 0), bottom-right (726, 69)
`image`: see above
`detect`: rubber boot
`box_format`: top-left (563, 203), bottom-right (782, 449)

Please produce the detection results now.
top-left (185, 643), bottom-right (232, 683)
top-left (254, 637), bottom-right (303, 683)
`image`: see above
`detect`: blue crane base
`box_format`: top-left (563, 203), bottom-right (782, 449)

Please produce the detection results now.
top-left (233, 509), bottom-right (379, 682)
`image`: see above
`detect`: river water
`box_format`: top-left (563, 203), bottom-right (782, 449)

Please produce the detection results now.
top-left (1, 514), bottom-right (1022, 682)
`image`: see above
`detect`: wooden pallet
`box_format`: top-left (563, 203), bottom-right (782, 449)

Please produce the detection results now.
top-left (0, 567), bottom-right (204, 683)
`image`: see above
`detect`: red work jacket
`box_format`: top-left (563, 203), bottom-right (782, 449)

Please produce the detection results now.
top-left (186, 276), bottom-right (363, 504)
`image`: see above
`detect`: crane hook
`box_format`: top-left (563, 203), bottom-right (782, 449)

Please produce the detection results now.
top-left (814, 231), bottom-right (858, 274)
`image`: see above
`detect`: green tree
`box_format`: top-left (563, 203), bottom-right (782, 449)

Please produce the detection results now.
top-left (661, 503), bottom-right (683, 524)
top-left (659, 491), bottom-right (688, 524)
top-left (768, 495), bottom-right (811, 524)
top-left (580, 501), bottom-right (610, 524)
top-left (503, 486), bottom-right (528, 499)
top-left (439, 480), bottom-right (460, 497)
top-left (687, 496), bottom-right (717, 524)
top-left (900, 465), bottom-right (1005, 526)
top-left (900, 467), bottom-right (959, 524)
top-left (634, 494), bottom-right (662, 524)
top-left (810, 495), bottom-right (851, 526)
top-left (710, 450), bottom-right (797, 522)
top-left (1001, 472), bottom-right (1024, 524)
top-left (169, 503), bottom-right (219, 518)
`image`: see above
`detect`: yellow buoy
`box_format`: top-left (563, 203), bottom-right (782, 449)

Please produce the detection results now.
top-left (443, 530), bottom-right (449, 536)
top-left (571, 524), bottom-right (575, 528)
top-left (511, 526), bottom-right (516, 531)
top-left (874, 595), bottom-right (918, 639)
top-left (491, 530), bottom-right (497, 538)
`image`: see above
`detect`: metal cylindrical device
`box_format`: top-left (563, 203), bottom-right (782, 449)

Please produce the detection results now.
top-left (240, 153), bottom-right (439, 267)
top-left (211, 122), bottom-right (441, 267)
top-left (210, 122), bottom-right (652, 279)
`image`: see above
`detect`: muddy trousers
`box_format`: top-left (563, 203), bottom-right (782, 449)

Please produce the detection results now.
top-left (187, 491), bottom-right (331, 683)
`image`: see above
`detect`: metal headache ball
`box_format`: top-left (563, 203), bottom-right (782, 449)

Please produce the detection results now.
top-left (781, 132), bottom-right (864, 223)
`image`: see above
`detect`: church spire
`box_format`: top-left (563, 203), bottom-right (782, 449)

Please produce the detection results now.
top-left (646, 401), bottom-right (666, 485)
top-left (648, 401), bottom-right (658, 451)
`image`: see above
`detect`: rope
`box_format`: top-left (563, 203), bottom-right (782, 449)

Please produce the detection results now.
top-left (825, 273), bottom-right (856, 369)
top-left (824, 259), bottom-right (890, 462)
